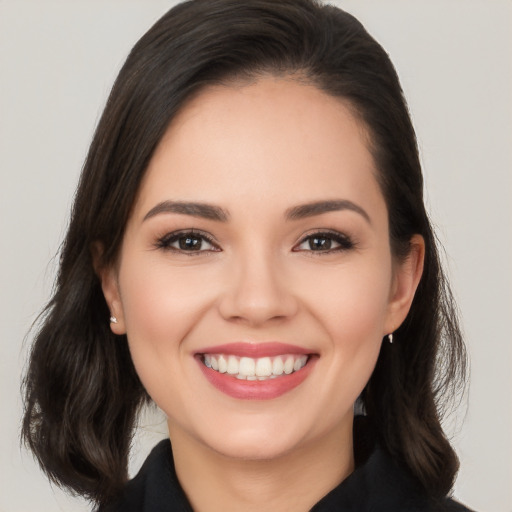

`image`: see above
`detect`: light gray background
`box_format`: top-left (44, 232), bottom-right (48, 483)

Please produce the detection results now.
top-left (1, 1), bottom-right (511, 511)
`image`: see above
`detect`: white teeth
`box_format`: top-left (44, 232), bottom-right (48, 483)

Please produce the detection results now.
top-left (239, 357), bottom-right (255, 377)
top-left (218, 355), bottom-right (227, 373)
top-left (272, 357), bottom-right (284, 375)
top-left (203, 353), bottom-right (309, 380)
top-left (294, 356), bottom-right (307, 371)
top-left (255, 357), bottom-right (272, 377)
top-left (227, 355), bottom-right (238, 375)
top-left (284, 356), bottom-right (294, 374)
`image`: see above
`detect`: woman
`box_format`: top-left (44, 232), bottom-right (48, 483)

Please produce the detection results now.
top-left (22, 0), bottom-right (472, 510)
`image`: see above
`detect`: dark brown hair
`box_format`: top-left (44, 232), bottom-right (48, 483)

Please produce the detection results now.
top-left (22, 0), bottom-right (466, 506)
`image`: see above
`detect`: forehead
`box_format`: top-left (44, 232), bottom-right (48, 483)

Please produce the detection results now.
top-left (133, 77), bottom-right (383, 219)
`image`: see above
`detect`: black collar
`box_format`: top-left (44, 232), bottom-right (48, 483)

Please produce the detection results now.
top-left (102, 417), bottom-right (472, 511)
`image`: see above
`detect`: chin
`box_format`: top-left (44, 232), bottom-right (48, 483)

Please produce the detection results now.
top-left (189, 409), bottom-right (324, 462)
top-left (206, 430), bottom-right (301, 461)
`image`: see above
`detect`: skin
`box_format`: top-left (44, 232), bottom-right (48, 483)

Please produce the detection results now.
top-left (100, 77), bottom-right (424, 512)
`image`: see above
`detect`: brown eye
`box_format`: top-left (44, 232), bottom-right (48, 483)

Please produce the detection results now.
top-left (294, 231), bottom-right (354, 253)
top-left (177, 234), bottom-right (206, 251)
top-left (157, 230), bottom-right (219, 253)
top-left (307, 236), bottom-right (333, 251)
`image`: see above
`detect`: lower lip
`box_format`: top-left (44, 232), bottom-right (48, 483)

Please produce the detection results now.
top-left (196, 356), bottom-right (316, 400)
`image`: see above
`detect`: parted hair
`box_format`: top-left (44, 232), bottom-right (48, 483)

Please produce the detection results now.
top-left (22, 0), bottom-right (466, 507)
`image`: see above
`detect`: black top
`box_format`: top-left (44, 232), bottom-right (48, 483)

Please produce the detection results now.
top-left (100, 419), bottom-right (474, 512)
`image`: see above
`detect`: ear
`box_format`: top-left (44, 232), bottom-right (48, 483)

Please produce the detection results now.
top-left (384, 234), bottom-right (425, 335)
top-left (91, 242), bottom-right (126, 335)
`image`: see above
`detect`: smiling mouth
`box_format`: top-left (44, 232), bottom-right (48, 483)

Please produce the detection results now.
top-left (201, 354), bottom-right (309, 380)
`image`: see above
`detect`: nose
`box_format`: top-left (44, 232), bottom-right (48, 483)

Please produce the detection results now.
top-left (217, 248), bottom-right (298, 327)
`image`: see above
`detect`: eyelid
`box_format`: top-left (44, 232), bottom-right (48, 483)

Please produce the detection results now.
top-left (154, 228), bottom-right (354, 255)
top-left (155, 229), bottom-right (221, 254)
top-left (292, 229), bottom-right (355, 253)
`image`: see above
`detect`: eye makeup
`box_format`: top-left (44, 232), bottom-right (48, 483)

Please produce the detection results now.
top-left (154, 227), bottom-right (357, 257)
top-left (293, 229), bottom-right (355, 254)
top-left (154, 229), bottom-right (220, 255)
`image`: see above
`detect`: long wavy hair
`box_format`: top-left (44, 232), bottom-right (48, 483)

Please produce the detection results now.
top-left (22, 0), bottom-right (466, 506)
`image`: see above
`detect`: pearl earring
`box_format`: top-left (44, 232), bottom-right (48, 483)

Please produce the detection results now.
top-left (110, 315), bottom-right (118, 324)
top-left (388, 333), bottom-right (393, 344)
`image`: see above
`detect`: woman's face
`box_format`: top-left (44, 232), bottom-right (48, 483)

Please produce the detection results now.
top-left (103, 77), bottom-right (422, 460)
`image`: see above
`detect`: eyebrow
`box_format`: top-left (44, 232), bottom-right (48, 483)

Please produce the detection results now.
top-left (143, 201), bottom-right (230, 222)
top-left (285, 200), bottom-right (371, 224)
top-left (143, 199), bottom-right (370, 224)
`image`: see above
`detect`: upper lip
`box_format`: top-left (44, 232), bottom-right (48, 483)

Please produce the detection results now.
top-left (195, 342), bottom-right (313, 358)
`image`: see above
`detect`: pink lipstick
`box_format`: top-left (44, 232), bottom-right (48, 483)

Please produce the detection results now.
top-left (195, 342), bottom-right (316, 400)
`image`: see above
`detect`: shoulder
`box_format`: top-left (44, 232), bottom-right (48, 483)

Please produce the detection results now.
top-left (312, 441), bottom-right (475, 512)
top-left (443, 497), bottom-right (476, 512)
top-left (99, 431), bottom-right (476, 512)
top-left (98, 440), bottom-right (192, 512)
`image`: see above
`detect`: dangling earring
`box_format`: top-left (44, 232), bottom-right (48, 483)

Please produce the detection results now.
top-left (388, 333), bottom-right (393, 344)
top-left (110, 315), bottom-right (118, 324)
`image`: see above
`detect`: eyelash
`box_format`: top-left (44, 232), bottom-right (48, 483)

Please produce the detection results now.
top-left (154, 229), bottom-right (355, 256)
top-left (155, 230), bottom-right (220, 255)
top-left (293, 230), bottom-right (355, 254)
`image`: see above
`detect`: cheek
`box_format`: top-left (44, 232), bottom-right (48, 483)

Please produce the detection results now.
top-left (299, 254), bottom-right (393, 336)
top-left (117, 257), bottom-right (216, 390)
top-left (120, 256), bottom-right (214, 334)
top-left (298, 256), bottom-right (391, 395)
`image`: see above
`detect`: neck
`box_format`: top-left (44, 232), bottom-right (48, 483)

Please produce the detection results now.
top-left (168, 417), bottom-right (355, 512)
